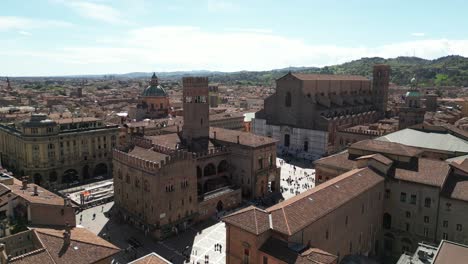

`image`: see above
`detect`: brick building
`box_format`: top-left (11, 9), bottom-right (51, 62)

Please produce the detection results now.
top-left (0, 226), bottom-right (120, 263)
top-left (253, 65), bottom-right (390, 160)
top-left (113, 77), bottom-right (280, 239)
top-left (313, 139), bottom-right (468, 259)
top-left (223, 167), bottom-right (384, 264)
top-left (0, 172), bottom-right (76, 237)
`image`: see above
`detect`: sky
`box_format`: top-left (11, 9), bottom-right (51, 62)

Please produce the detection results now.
top-left (1, 0), bottom-right (467, 76)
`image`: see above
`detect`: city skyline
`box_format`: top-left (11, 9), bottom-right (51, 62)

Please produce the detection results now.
top-left (1, 0), bottom-right (468, 76)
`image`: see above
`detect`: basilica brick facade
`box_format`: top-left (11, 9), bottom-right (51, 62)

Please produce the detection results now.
top-left (253, 65), bottom-right (390, 159)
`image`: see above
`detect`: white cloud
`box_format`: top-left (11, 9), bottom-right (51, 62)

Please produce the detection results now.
top-left (18, 31), bottom-right (32, 36)
top-left (411, 32), bottom-right (426, 37)
top-left (225, 27), bottom-right (273, 34)
top-left (64, 1), bottom-right (129, 24)
top-left (207, 0), bottom-right (236, 12)
top-left (2, 26), bottom-right (468, 75)
top-left (0, 16), bottom-right (72, 31)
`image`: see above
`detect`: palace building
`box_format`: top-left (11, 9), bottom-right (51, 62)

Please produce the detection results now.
top-left (253, 65), bottom-right (390, 160)
top-left (113, 77), bottom-right (280, 239)
top-left (0, 115), bottom-right (119, 188)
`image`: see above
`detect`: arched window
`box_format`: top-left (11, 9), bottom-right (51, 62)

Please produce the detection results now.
top-left (204, 163), bottom-right (216, 177)
top-left (285, 91), bottom-right (292, 107)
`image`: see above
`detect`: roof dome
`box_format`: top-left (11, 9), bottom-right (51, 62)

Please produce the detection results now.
top-left (142, 84), bottom-right (167, 97)
top-left (142, 73), bottom-right (167, 97)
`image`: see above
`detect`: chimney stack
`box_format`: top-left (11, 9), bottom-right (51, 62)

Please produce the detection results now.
top-left (237, 135), bottom-right (240, 144)
top-left (33, 186), bottom-right (38, 196)
top-left (22, 178), bottom-right (28, 190)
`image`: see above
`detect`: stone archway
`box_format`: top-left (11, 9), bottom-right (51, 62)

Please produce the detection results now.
top-left (82, 165), bottom-right (90, 180)
top-left (33, 173), bottom-right (42, 186)
top-left (203, 163), bottom-right (216, 177)
top-left (49, 171), bottom-right (58, 182)
top-left (217, 160), bottom-right (228, 173)
top-left (62, 169), bottom-right (79, 184)
top-left (93, 163), bottom-right (108, 178)
top-left (216, 200), bottom-right (224, 212)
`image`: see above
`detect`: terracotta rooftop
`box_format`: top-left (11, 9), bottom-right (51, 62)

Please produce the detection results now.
top-left (394, 158), bottom-right (450, 188)
top-left (209, 112), bottom-right (245, 121)
top-left (356, 153), bottom-right (393, 166)
top-left (350, 139), bottom-right (423, 157)
top-left (433, 240), bottom-right (468, 264)
top-left (314, 151), bottom-right (356, 171)
top-left (128, 252), bottom-right (172, 264)
top-left (146, 134), bottom-right (181, 150)
top-left (297, 248), bottom-right (338, 264)
top-left (267, 168), bottom-right (383, 235)
top-left (222, 206), bottom-right (270, 235)
top-left (6, 179), bottom-right (65, 206)
top-left (6, 227), bottom-right (120, 264)
top-left (290, 73), bottom-right (369, 81)
top-left (259, 237), bottom-right (337, 264)
top-left (210, 127), bottom-right (277, 148)
top-left (128, 146), bottom-right (169, 163)
top-left (224, 168), bottom-right (383, 236)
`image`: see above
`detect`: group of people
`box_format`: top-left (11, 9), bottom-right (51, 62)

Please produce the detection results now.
top-left (278, 158), bottom-right (315, 197)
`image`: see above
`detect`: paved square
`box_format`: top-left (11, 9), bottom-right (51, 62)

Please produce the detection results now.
top-left (75, 157), bottom-right (313, 263)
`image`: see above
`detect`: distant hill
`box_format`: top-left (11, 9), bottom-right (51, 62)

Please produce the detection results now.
top-left (31, 55), bottom-right (468, 87)
top-left (146, 55), bottom-right (468, 87)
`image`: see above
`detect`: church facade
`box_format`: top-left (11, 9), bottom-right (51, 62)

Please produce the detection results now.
top-left (129, 73), bottom-right (170, 121)
top-left (253, 65), bottom-right (390, 160)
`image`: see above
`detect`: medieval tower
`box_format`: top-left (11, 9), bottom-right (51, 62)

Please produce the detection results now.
top-left (372, 64), bottom-right (390, 115)
top-left (182, 77), bottom-right (210, 152)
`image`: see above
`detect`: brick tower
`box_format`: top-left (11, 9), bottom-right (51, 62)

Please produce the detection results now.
top-left (6, 77), bottom-right (11, 91)
top-left (372, 64), bottom-right (390, 115)
top-left (182, 77), bottom-right (210, 152)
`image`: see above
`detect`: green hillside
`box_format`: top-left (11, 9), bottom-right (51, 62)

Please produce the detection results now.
top-left (206, 55), bottom-right (468, 87)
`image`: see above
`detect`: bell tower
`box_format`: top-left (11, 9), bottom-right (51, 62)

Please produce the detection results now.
top-left (372, 64), bottom-right (390, 115)
top-left (182, 77), bottom-right (210, 152)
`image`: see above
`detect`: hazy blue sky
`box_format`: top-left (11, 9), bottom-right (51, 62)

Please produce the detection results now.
top-left (1, 0), bottom-right (467, 76)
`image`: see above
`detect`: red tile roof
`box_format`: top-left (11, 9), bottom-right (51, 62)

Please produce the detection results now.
top-left (222, 206), bottom-right (270, 235)
top-left (394, 158), bottom-right (450, 188)
top-left (129, 252), bottom-right (172, 264)
top-left (350, 139), bottom-right (423, 157)
top-left (267, 168), bottom-right (383, 235)
top-left (7, 227), bottom-right (120, 264)
top-left (314, 151), bottom-right (356, 171)
top-left (224, 168), bottom-right (383, 236)
top-left (291, 73), bottom-right (369, 81)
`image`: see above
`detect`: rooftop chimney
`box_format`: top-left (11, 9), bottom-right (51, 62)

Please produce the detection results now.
top-left (22, 178), bottom-right (28, 190)
top-left (33, 186), bottom-right (38, 196)
top-left (237, 135), bottom-right (240, 144)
